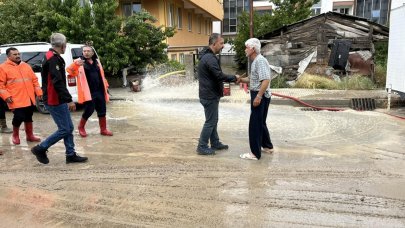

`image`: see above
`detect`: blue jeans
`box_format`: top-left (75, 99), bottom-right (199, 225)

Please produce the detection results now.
top-left (198, 98), bottom-right (220, 148)
top-left (38, 103), bottom-right (75, 156)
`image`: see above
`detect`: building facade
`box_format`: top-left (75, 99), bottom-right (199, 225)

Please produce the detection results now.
top-left (116, 0), bottom-right (223, 63)
top-left (222, 0), bottom-right (250, 37)
top-left (354, 0), bottom-right (390, 25)
top-left (311, 0), bottom-right (355, 16)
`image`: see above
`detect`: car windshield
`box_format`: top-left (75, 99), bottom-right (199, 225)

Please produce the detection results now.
top-left (0, 52), bottom-right (45, 72)
top-left (0, 54), bottom-right (6, 64)
top-left (71, 48), bottom-right (83, 60)
top-left (71, 47), bottom-right (98, 60)
top-left (22, 52), bottom-right (46, 72)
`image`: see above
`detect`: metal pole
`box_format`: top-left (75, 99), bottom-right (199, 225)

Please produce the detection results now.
top-left (387, 85), bottom-right (392, 111)
top-left (248, 0), bottom-right (254, 76)
top-left (249, 0), bottom-right (254, 38)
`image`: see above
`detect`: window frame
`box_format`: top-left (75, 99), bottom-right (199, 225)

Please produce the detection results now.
top-left (177, 7), bottom-right (183, 29)
top-left (187, 12), bottom-right (192, 32)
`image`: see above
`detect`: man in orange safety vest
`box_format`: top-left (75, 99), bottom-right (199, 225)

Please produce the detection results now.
top-left (66, 45), bottom-right (112, 137)
top-left (0, 47), bottom-right (43, 145)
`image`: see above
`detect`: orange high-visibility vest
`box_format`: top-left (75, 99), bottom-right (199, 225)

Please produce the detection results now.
top-left (0, 59), bottom-right (43, 109)
top-left (66, 59), bottom-right (109, 104)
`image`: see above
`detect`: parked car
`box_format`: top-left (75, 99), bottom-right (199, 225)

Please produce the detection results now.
top-left (0, 42), bottom-right (94, 113)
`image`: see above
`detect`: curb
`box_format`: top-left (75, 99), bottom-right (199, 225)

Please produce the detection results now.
top-left (110, 96), bottom-right (400, 109)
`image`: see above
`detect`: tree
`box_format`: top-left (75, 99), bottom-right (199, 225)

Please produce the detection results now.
top-left (0, 0), bottom-right (174, 76)
top-left (233, 0), bottom-right (319, 68)
top-left (0, 0), bottom-right (41, 44)
top-left (121, 11), bottom-right (175, 71)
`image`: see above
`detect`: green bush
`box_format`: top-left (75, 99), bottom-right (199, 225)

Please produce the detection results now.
top-left (292, 73), bottom-right (376, 90)
top-left (167, 60), bottom-right (185, 71)
top-left (375, 41), bottom-right (388, 67)
top-left (339, 75), bottom-right (375, 90)
top-left (271, 76), bottom-right (290, 88)
top-left (374, 64), bottom-right (387, 88)
top-left (293, 73), bottom-right (339, 89)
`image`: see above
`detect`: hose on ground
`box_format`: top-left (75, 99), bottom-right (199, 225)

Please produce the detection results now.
top-left (271, 92), bottom-right (345, 112)
top-left (271, 92), bottom-right (405, 120)
top-left (376, 111), bottom-right (405, 120)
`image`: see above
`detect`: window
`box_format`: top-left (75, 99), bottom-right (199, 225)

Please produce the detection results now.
top-left (177, 8), bottom-right (182, 29)
top-left (197, 17), bottom-right (201, 34)
top-left (188, 12), bottom-right (192, 31)
top-left (167, 3), bottom-right (175, 27)
top-left (179, 53), bottom-right (185, 64)
top-left (0, 54), bottom-right (6, 64)
top-left (171, 54), bottom-right (177, 61)
top-left (311, 8), bottom-right (321, 16)
top-left (122, 1), bottom-right (141, 17)
top-left (333, 7), bottom-right (349, 15)
top-left (0, 52), bottom-right (46, 72)
top-left (340, 8), bottom-right (349, 14)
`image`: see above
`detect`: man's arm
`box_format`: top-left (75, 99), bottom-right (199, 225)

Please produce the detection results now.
top-left (206, 55), bottom-right (237, 82)
top-left (66, 59), bottom-right (81, 77)
top-left (0, 67), bottom-right (11, 102)
top-left (28, 66), bottom-right (43, 98)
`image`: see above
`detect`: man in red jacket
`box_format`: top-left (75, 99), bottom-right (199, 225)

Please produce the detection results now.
top-left (31, 33), bottom-right (88, 164)
top-left (0, 47), bottom-right (43, 145)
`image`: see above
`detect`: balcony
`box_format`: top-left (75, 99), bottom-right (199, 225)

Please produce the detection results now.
top-left (183, 0), bottom-right (223, 20)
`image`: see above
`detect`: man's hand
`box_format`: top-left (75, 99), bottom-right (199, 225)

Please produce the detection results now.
top-left (68, 102), bottom-right (76, 111)
top-left (253, 96), bottom-right (262, 107)
top-left (5, 97), bottom-right (13, 103)
top-left (74, 58), bottom-right (84, 66)
top-left (235, 75), bottom-right (241, 84)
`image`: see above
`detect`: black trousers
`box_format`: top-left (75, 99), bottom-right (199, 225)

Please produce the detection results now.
top-left (82, 91), bottom-right (107, 120)
top-left (0, 98), bottom-right (7, 119)
top-left (12, 106), bottom-right (35, 127)
top-left (249, 91), bottom-right (273, 159)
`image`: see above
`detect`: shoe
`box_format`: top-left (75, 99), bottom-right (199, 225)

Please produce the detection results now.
top-left (240, 152), bottom-right (258, 160)
top-left (66, 153), bottom-right (88, 164)
top-left (196, 147), bottom-right (215, 155)
top-left (262, 147), bottom-right (274, 154)
top-left (31, 145), bottom-right (49, 164)
top-left (211, 143), bottom-right (229, 150)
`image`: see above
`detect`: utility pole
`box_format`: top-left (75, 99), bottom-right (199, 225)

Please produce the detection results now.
top-left (248, 0), bottom-right (254, 77)
top-left (249, 0), bottom-right (254, 38)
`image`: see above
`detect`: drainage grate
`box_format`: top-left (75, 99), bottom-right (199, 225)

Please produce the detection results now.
top-left (300, 107), bottom-right (320, 111)
top-left (351, 98), bottom-right (376, 111)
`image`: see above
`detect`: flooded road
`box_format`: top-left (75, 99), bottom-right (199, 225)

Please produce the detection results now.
top-left (0, 94), bottom-right (404, 227)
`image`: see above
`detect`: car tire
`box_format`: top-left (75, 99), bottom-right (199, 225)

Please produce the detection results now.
top-left (36, 97), bottom-right (49, 114)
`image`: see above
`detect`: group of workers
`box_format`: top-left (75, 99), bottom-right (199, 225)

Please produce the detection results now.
top-left (0, 33), bottom-right (112, 162)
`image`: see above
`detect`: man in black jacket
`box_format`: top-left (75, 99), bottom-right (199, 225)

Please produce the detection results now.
top-left (31, 33), bottom-right (88, 164)
top-left (196, 33), bottom-right (240, 155)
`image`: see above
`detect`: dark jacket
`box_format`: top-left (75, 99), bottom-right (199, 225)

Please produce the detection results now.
top-left (41, 48), bottom-right (72, 105)
top-left (198, 47), bottom-right (236, 99)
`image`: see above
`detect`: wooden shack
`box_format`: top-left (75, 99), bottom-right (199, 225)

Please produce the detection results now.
top-left (259, 12), bottom-right (389, 79)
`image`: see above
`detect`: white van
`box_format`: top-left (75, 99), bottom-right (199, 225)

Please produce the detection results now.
top-left (0, 42), bottom-right (89, 113)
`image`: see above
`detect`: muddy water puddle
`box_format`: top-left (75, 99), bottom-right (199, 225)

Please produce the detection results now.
top-left (0, 98), bottom-right (404, 227)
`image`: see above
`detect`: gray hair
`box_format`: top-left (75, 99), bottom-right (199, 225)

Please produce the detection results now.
top-left (208, 33), bottom-right (221, 46)
top-left (50, 33), bottom-right (67, 48)
top-left (245, 38), bottom-right (261, 54)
